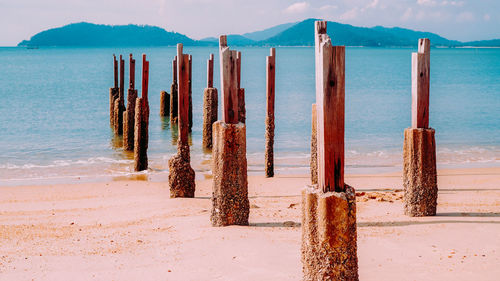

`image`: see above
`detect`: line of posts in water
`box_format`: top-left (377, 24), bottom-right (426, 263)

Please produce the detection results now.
top-left (108, 20), bottom-right (437, 280)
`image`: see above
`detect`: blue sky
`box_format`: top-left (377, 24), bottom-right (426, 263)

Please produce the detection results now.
top-left (0, 0), bottom-right (499, 46)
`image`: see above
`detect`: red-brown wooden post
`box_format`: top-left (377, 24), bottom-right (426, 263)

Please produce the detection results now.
top-left (219, 35), bottom-right (239, 124)
top-left (202, 54), bottom-right (218, 149)
top-left (188, 54), bottom-right (193, 130)
top-left (317, 43), bottom-right (345, 193)
top-left (123, 54), bottom-right (137, 151)
top-left (265, 48), bottom-right (276, 178)
top-left (412, 38), bottom-right (430, 129)
top-left (114, 55), bottom-right (125, 135)
top-left (110, 55), bottom-right (119, 128)
top-left (207, 54), bottom-right (214, 88)
top-left (170, 56), bottom-right (179, 123)
top-left (211, 35), bottom-right (249, 226)
top-left (134, 54), bottom-right (149, 171)
top-left (178, 46), bottom-right (190, 146)
top-left (129, 54), bottom-right (135, 90)
top-left (168, 44), bottom-right (196, 198)
top-left (302, 21), bottom-right (358, 281)
top-left (404, 38), bottom-right (437, 217)
top-left (114, 55), bottom-right (118, 89)
top-left (119, 55), bottom-right (125, 104)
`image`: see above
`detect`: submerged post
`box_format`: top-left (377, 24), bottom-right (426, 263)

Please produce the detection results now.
top-left (110, 55), bottom-right (119, 128)
top-left (168, 44), bottom-right (196, 198)
top-left (265, 48), bottom-right (276, 177)
top-left (236, 52), bottom-right (246, 123)
top-left (134, 54), bottom-right (150, 171)
top-left (188, 55), bottom-right (193, 131)
top-left (301, 21), bottom-right (358, 281)
top-left (202, 54), bottom-right (218, 150)
top-left (403, 38), bottom-right (437, 216)
top-left (114, 55), bottom-right (126, 135)
top-left (170, 56), bottom-right (179, 123)
top-left (210, 35), bottom-right (249, 226)
top-left (123, 54), bottom-right (137, 151)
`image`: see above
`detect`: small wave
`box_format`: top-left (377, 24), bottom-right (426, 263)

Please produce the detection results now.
top-left (0, 157), bottom-right (133, 170)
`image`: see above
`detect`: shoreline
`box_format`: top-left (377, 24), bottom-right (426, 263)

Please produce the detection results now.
top-left (1, 167), bottom-right (499, 280)
top-left (1, 162), bottom-right (499, 187)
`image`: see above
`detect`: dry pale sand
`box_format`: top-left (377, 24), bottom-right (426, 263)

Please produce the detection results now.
top-left (1, 167), bottom-right (499, 281)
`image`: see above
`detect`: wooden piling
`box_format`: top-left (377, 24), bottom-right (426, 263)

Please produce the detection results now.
top-left (202, 54), bottom-right (218, 150)
top-left (412, 38), bottom-right (430, 129)
top-left (134, 54), bottom-right (149, 172)
top-left (110, 55), bottom-right (119, 128)
top-left (160, 91), bottom-right (170, 116)
top-left (310, 104), bottom-right (318, 185)
top-left (113, 55), bottom-right (126, 135)
top-left (236, 52), bottom-right (246, 123)
top-left (168, 44), bottom-right (195, 198)
top-left (188, 55), bottom-right (193, 131)
top-left (123, 54), bottom-right (137, 151)
top-left (302, 21), bottom-right (358, 281)
top-left (265, 48), bottom-right (276, 178)
top-left (404, 38), bottom-right (437, 216)
top-left (170, 56), bottom-right (178, 123)
top-left (219, 36), bottom-right (239, 124)
top-left (211, 35), bottom-right (249, 226)
top-left (207, 53), bottom-right (214, 88)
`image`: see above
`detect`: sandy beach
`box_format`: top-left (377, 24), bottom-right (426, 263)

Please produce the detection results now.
top-left (0, 167), bottom-right (498, 280)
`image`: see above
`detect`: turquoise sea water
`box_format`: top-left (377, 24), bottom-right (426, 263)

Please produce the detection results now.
top-left (0, 46), bottom-right (499, 185)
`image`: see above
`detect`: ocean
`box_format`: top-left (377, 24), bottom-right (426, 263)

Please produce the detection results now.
top-left (0, 46), bottom-right (499, 185)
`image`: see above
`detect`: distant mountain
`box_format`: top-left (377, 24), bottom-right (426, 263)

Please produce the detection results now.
top-left (18, 22), bottom-right (196, 47)
top-left (18, 19), bottom-right (499, 48)
top-left (200, 35), bottom-right (256, 46)
top-left (242, 22), bottom-right (297, 41)
top-left (461, 39), bottom-right (500, 47)
top-left (262, 19), bottom-right (460, 47)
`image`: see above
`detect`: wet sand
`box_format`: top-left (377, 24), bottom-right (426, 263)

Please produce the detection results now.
top-left (1, 167), bottom-right (499, 280)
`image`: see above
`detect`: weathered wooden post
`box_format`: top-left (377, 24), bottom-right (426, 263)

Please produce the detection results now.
top-left (265, 48), bottom-right (276, 178)
top-left (403, 38), bottom-right (437, 217)
top-left (310, 104), bottom-right (318, 185)
top-left (168, 44), bottom-right (196, 198)
top-left (110, 55), bottom-right (119, 128)
top-left (188, 55), bottom-right (193, 131)
top-left (114, 55), bottom-right (126, 135)
top-left (236, 52), bottom-right (246, 123)
top-left (134, 54), bottom-right (150, 171)
top-left (210, 35), bottom-right (249, 226)
top-left (202, 54), bottom-right (218, 150)
top-left (170, 56), bottom-right (179, 123)
top-left (123, 54), bottom-right (137, 151)
top-left (160, 91), bottom-right (170, 116)
top-left (301, 21), bottom-right (358, 281)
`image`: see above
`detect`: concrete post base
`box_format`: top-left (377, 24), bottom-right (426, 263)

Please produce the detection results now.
top-left (403, 128), bottom-right (438, 216)
top-left (168, 143), bottom-right (196, 198)
top-left (301, 185), bottom-right (358, 281)
top-left (210, 121), bottom-right (249, 226)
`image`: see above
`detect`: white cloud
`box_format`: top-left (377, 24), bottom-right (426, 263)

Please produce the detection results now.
top-left (456, 11), bottom-right (475, 22)
top-left (417, 0), bottom-right (437, 6)
top-left (284, 2), bottom-right (310, 14)
top-left (366, 0), bottom-right (380, 9)
top-left (441, 1), bottom-right (464, 7)
top-left (339, 7), bottom-right (359, 20)
top-left (401, 7), bottom-right (413, 21)
top-left (319, 4), bottom-right (338, 11)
